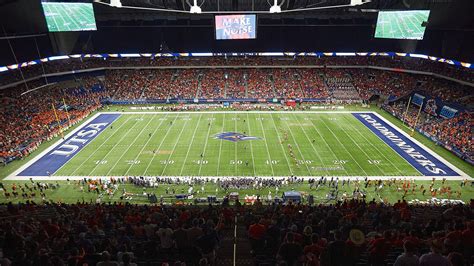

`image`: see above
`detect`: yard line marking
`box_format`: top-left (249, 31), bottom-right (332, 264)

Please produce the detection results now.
top-left (341, 115), bottom-right (406, 175)
top-left (268, 114), bottom-right (293, 174)
top-left (278, 114), bottom-right (312, 175)
top-left (290, 114), bottom-right (330, 176)
top-left (326, 114), bottom-right (385, 175)
top-left (124, 114), bottom-right (169, 175)
top-left (143, 115), bottom-right (180, 176)
top-left (159, 116), bottom-right (192, 176)
top-left (179, 114), bottom-right (203, 175)
top-left (305, 116), bottom-right (350, 175)
top-left (68, 116), bottom-right (132, 176)
top-left (317, 115), bottom-right (369, 176)
top-left (198, 113), bottom-right (214, 176)
top-left (257, 113), bottom-right (275, 176)
top-left (217, 113), bottom-right (225, 175)
top-left (234, 114), bottom-right (238, 173)
top-left (86, 115), bottom-right (145, 176)
top-left (246, 113), bottom-right (257, 177)
top-left (105, 114), bottom-right (157, 176)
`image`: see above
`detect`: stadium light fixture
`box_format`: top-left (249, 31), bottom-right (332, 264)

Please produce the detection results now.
top-left (110, 0), bottom-right (122, 8)
top-left (350, 0), bottom-right (368, 6)
top-left (190, 0), bottom-right (202, 13)
top-left (270, 0), bottom-right (281, 13)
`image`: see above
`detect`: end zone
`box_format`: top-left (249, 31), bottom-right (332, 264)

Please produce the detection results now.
top-left (5, 113), bottom-right (121, 180)
top-left (354, 112), bottom-right (469, 179)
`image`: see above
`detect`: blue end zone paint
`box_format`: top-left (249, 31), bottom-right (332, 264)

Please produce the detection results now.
top-left (353, 113), bottom-right (458, 176)
top-left (19, 114), bottom-right (120, 176)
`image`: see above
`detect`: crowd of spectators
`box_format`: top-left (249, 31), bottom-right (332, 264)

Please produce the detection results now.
top-left (420, 112), bottom-right (473, 160)
top-left (1, 59), bottom-right (472, 164)
top-left (167, 70), bottom-right (199, 99)
top-left (348, 69), bottom-right (419, 100)
top-left (297, 69), bottom-right (327, 99)
top-left (246, 198), bottom-right (474, 266)
top-left (272, 69), bottom-right (304, 99)
top-left (142, 70), bottom-right (174, 100)
top-left (0, 196), bottom-right (472, 265)
top-left (225, 70), bottom-right (247, 99)
top-left (0, 77), bottom-right (105, 163)
top-left (383, 102), bottom-right (473, 161)
top-left (246, 69), bottom-right (275, 99)
top-left (199, 70), bottom-right (226, 99)
top-left (417, 78), bottom-right (473, 106)
top-left (0, 202), bottom-right (225, 266)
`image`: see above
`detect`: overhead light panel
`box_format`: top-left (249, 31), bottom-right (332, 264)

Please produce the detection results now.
top-left (190, 0), bottom-right (202, 13)
top-left (269, 0), bottom-right (281, 13)
top-left (110, 0), bottom-right (122, 8)
top-left (350, 0), bottom-right (368, 6)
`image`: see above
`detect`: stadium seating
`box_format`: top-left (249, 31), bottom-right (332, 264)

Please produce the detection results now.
top-left (383, 102), bottom-right (473, 161)
top-left (0, 57), bottom-right (472, 166)
top-left (0, 198), bottom-right (472, 266)
top-left (0, 77), bottom-right (105, 162)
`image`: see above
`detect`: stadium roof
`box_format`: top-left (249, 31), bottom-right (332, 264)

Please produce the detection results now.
top-left (0, 0), bottom-right (473, 65)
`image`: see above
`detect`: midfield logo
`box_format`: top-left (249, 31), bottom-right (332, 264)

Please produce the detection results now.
top-left (214, 132), bottom-right (262, 142)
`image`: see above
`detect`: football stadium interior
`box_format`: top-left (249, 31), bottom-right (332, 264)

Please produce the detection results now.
top-left (0, 0), bottom-right (473, 265)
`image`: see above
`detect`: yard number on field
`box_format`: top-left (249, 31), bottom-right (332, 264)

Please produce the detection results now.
top-left (368, 160), bottom-right (381, 165)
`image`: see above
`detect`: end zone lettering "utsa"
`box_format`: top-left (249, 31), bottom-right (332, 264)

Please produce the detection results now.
top-left (356, 114), bottom-right (458, 176)
top-left (51, 123), bottom-right (108, 156)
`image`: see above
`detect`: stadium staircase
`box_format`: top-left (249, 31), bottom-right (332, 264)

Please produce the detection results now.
top-left (325, 74), bottom-right (362, 102)
top-left (195, 72), bottom-right (203, 99)
top-left (268, 73), bottom-right (277, 99)
top-left (223, 72), bottom-right (229, 98)
top-left (294, 72), bottom-right (306, 98)
top-left (216, 218), bottom-right (254, 265)
top-left (244, 72), bottom-right (249, 98)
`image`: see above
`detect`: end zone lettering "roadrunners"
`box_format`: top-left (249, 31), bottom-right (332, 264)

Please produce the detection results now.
top-left (354, 113), bottom-right (459, 176)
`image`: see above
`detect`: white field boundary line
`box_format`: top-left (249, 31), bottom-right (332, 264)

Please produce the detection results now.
top-left (9, 175), bottom-right (468, 181)
top-left (99, 111), bottom-right (371, 115)
top-left (372, 112), bottom-right (471, 179)
top-left (5, 112), bottom-right (103, 180)
top-left (6, 111), bottom-right (471, 180)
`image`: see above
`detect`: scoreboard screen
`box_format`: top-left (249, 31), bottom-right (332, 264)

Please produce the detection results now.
top-left (375, 10), bottom-right (430, 40)
top-left (42, 1), bottom-right (97, 32)
top-left (215, 14), bottom-right (256, 40)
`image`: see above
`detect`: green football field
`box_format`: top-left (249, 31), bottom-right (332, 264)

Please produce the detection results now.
top-left (375, 10), bottom-right (429, 40)
top-left (42, 2), bottom-right (97, 32)
top-left (54, 112), bottom-right (421, 177)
